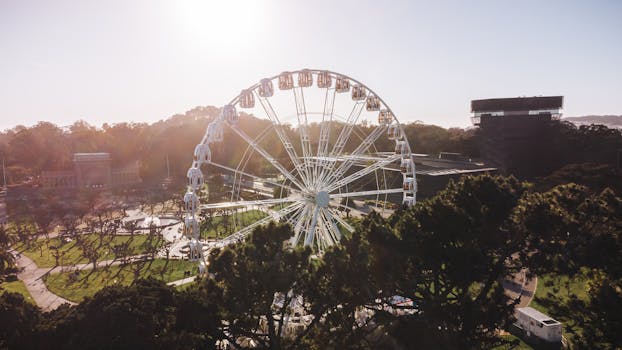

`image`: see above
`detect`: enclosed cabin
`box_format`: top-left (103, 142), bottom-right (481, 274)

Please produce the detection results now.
top-left (184, 215), bottom-right (199, 237)
top-left (298, 69), bottom-right (313, 87)
top-left (187, 166), bottom-right (204, 189)
top-left (379, 109), bottom-right (393, 125)
top-left (259, 78), bottom-right (274, 97)
top-left (317, 71), bottom-right (332, 88)
top-left (403, 195), bottom-right (415, 206)
top-left (239, 89), bottom-right (255, 109)
top-left (335, 76), bottom-right (350, 93)
top-left (351, 84), bottom-right (366, 101)
top-left (403, 177), bottom-right (415, 192)
top-left (395, 140), bottom-right (407, 156)
top-left (188, 238), bottom-right (202, 260)
top-left (183, 191), bottom-right (199, 212)
top-left (400, 158), bottom-right (413, 174)
top-left (278, 71), bottom-right (294, 90)
top-left (388, 124), bottom-right (402, 140)
top-left (207, 121), bottom-right (224, 143)
top-left (515, 307), bottom-right (562, 343)
top-left (223, 104), bottom-right (239, 125)
top-left (366, 95), bottom-right (381, 111)
top-left (194, 143), bottom-right (211, 165)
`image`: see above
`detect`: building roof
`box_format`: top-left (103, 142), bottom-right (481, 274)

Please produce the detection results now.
top-left (517, 307), bottom-right (561, 325)
top-left (73, 153), bottom-right (111, 162)
top-left (471, 96), bottom-right (563, 112)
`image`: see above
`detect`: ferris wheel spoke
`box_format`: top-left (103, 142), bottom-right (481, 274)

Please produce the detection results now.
top-left (314, 88), bottom-right (337, 186)
top-left (293, 87), bottom-right (314, 186)
top-left (320, 208), bottom-right (341, 245)
top-left (326, 208), bottom-right (355, 233)
top-left (231, 123), bottom-right (278, 200)
top-left (255, 92), bottom-right (311, 185)
top-left (318, 102), bottom-right (365, 183)
top-left (199, 197), bottom-right (300, 210)
top-left (321, 124), bottom-right (387, 185)
top-left (227, 123), bottom-right (306, 190)
top-left (220, 201), bottom-right (304, 244)
top-left (330, 188), bottom-right (404, 198)
top-left (327, 155), bottom-right (401, 192)
top-left (315, 214), bottom-right (330, 251)
top-left (207, 161), bottom-right (299, 194)
top-left (291, 204), bottom-right (311, 246)
top-left (284, 203), bottom-right (307, 227)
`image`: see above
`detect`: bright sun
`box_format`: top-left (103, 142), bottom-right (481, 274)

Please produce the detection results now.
top-left (174, 0), bottom-right (263, 48)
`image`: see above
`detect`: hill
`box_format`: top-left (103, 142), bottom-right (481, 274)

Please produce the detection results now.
top-left (564, 115), bottom-right (622, 129)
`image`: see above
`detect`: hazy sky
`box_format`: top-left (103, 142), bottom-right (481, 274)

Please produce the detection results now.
top-left (1, 0), bottom-right (621, 130)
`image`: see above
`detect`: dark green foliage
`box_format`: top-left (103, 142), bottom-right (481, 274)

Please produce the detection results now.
top-left (1, 174), bottom-right (621, 348)
top-left (1, 279), bottom-right (220, 350)
top-left (0, 292), bottom-right (40, 350)
top-left (205, 222), bottom-right (312, 349)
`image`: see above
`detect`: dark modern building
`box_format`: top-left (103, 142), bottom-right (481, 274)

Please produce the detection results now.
top-left (414, 153), bottom-right (497, 198)
top-left (471, 96), bottom-right (563, 177)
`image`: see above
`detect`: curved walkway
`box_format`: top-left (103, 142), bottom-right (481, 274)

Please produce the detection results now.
top-left (10, 248), bottom-right (157, 311)
top-left (10, 249), bottom-right (76, 311)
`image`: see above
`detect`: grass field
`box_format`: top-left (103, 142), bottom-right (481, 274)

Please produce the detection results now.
top-left (44, 258), bottom-right (197, 303)
top-left (529, 271), bottom-right (590, 346)
top-left (13, 234), bottom-right (159, 268)
top-left (492, 335), bottom-right (533, 350)
top-left (269, 203), bottom-right (289, 211)
top-left (0, 280), bottom-right (35, 304)
top-left (201, 209), bottom-right (268, 239)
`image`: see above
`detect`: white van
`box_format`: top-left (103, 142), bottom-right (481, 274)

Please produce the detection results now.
top-left (516, 307), bottom-right (562, 343)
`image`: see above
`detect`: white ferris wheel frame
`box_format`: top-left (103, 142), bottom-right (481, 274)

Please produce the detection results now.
top-left (183, 69), bottom-right (417, 263)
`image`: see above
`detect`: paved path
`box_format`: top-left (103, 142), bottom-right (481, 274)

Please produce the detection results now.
top-left (10, 249), bottom-right (158, 311)
top-left (503, 267), bottom-right (538, 312)
top-left (167, 275), bottom-right (197, 287)
top-left (10, 249), bottom-right (76, 311)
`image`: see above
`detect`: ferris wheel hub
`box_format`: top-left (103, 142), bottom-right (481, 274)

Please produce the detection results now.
top-left (315, 191), bottom-right (329, 208)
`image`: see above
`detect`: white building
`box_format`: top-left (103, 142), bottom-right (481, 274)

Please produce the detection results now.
top-left (516, 307), bottom-right (562, 343)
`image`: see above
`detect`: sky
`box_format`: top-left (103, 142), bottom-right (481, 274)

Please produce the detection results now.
top-left (1, 0), bottom-right (621, 130)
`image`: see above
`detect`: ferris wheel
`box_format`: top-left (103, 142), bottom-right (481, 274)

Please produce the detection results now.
top-left (183, 69), bottom-right (416, 263)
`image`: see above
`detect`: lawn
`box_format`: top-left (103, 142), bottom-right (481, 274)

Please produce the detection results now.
top-left (529, 271), bottom-right (591, 346)
top-left (492, 335), bottom-right (533, 350)
top-left (0, 279), bottom-right (35, 304)
top-left (44, 258), bottom-right (198, 303)
top-left (201, 209), bottom-right (268, 239)
top-left (14, 233), bottom-right (161, 268)
top-left (269, 203), bottom-right (288, 211)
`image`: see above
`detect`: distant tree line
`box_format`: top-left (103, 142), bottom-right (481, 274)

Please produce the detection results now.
top-left (1, 107), bottom-right (619, 193)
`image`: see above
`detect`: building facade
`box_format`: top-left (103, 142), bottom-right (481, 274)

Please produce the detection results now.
top-left (471, 96), bottom-right (563, 177)
top-left (41, 153), bottom-right (141, 189)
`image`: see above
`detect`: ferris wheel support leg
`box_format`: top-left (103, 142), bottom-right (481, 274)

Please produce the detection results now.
top-left (304, 206), bottom-right (320, 247)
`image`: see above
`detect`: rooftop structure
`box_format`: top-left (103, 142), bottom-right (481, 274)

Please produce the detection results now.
top-left (471, 96), bottom-right (563, 126)
top-left (413, 153), bottom-right (496, 198)
top-left (471, 96), bottom-right (564, 177)
top-left (73, 152), bottom-right (112, 162)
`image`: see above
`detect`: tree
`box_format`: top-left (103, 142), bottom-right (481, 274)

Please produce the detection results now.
top-left (37, 279), bottom-right (221, 350)
top-left (377, 175), bottom-right (531, 349)
top-left (205, 222), bottom-right (312, 349)
top-left (0, 226), bottom-right (15, 277)
top-left (0, 292), bottom-right (41, 350)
